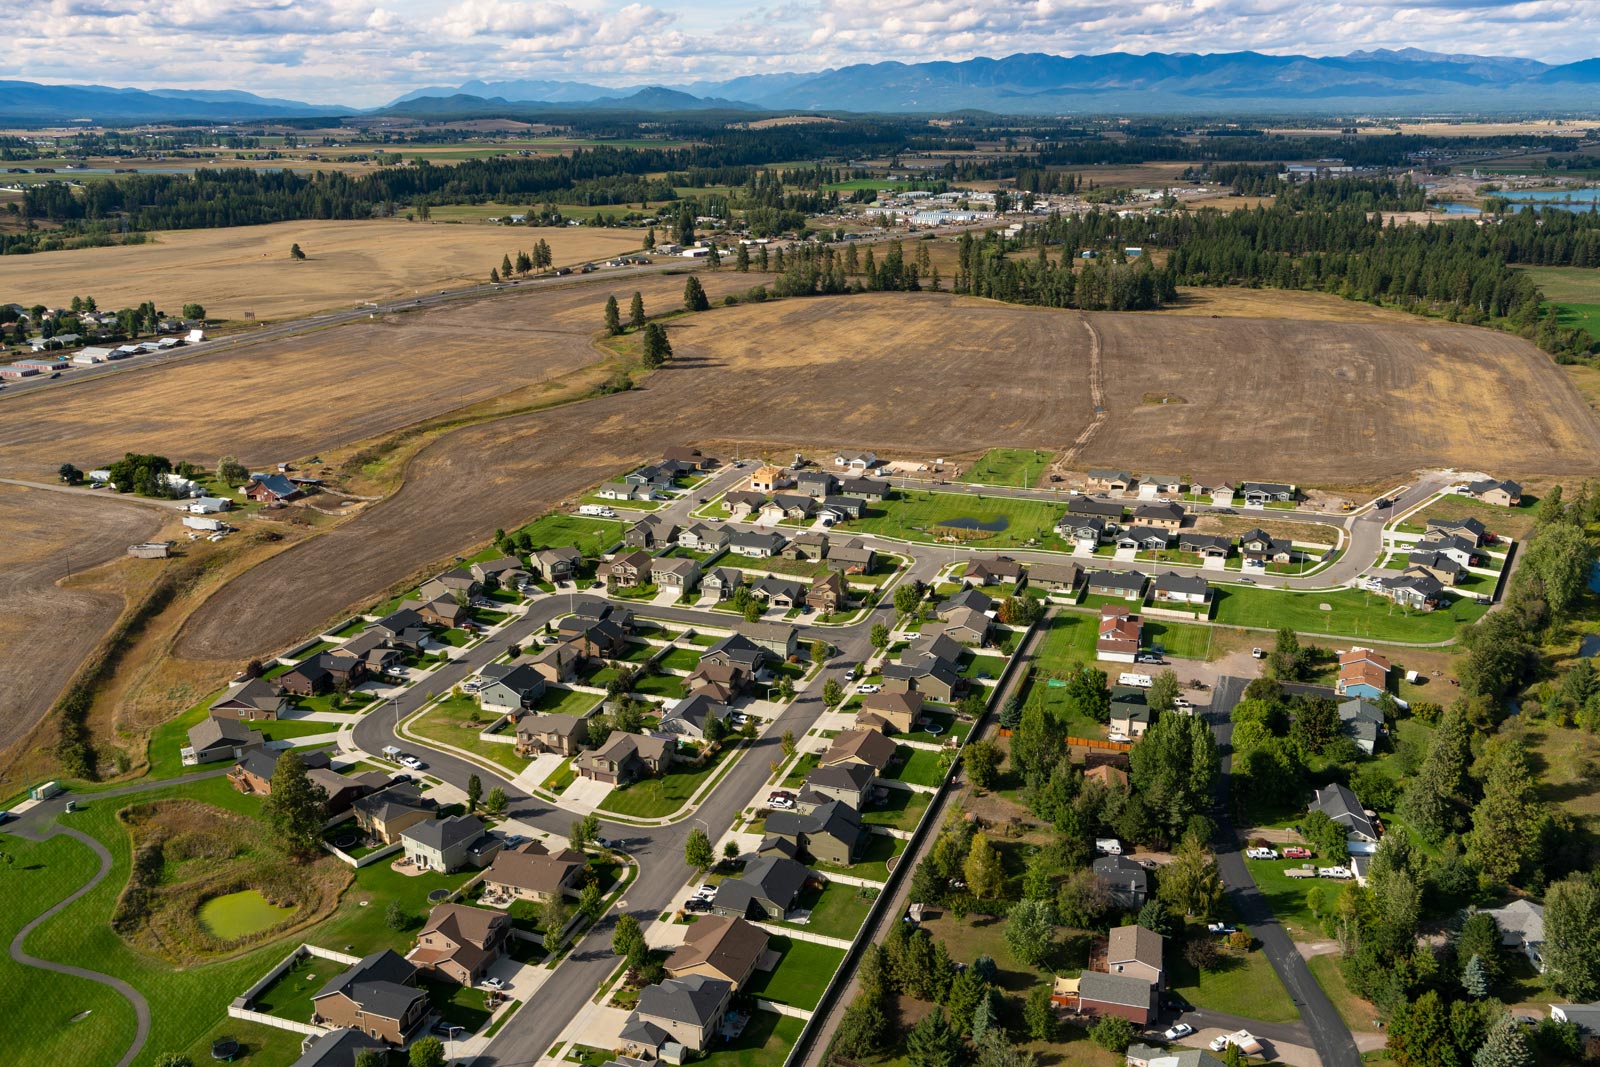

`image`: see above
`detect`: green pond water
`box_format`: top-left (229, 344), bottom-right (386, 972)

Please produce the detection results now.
top-left (198, 889), bottom-right (295, 940)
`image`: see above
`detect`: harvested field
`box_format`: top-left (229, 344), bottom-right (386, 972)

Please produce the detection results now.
top-left (0, 272), bottom-right (766, 480)
top-left (1086, 308), bottom-right (1600, 483)
top-left (172, 289), bottom-right (1600, 662)
top-left (0, 484), bottom-right (164, 758)
top-left (0, 218), bottom-right (644, 321)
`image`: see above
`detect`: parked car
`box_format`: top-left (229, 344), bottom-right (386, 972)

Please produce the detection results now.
top-left (398, 754), bottom-right (424, 769)
top-left (683, 898), bottom-right (712, 913)
top-left (481, 977), bottom-right (506, 990)
top-left (1108, 732), bottom-right (1130, 743)
top-left (1251, 647), bottom-right (1266, 659)
top-left (857, 683), bottom-right (882, 694)
top-left (1237, 576), bottom-right (1256, 584)
top-left (1135, 653), bottom-right (1163, 664)
top-left (1164, 1023), bottom-right (1194, 1040)
top-left (1206, 922), bottom-right (1239, 935)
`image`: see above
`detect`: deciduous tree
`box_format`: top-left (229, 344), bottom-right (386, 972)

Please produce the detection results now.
top-left (685, 827), bottom-right (715, 872)
top-left (1004, 899), bottom-right (1057, 966)
top-left (1545, 875), bottom-right (1600, 1001)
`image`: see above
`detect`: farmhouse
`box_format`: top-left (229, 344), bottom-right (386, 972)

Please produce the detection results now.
top-left (310, 950), bottom-right (431, 1046)
top-left (410, 903), bottom-right (511, 986)
top-left (245, 473), bottom-right (303, 503)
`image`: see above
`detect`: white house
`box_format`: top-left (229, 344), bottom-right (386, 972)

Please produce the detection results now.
top-left (1480, 899), bottom-right (1545, 973)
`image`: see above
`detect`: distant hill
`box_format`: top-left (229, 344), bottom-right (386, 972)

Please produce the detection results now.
top-left (5, 49), bottom-right (1600, 123)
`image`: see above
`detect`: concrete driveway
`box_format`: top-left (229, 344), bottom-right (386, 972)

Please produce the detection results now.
top-left (560, 775), bottom-right (615, 815)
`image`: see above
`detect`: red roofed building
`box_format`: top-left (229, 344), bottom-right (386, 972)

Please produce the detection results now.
top-left (1096, 605), bottom-right (1142, 663)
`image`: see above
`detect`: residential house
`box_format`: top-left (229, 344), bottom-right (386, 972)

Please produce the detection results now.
top-left (622, 975), bottom-right (734, 1057)
top-left (652, 556), bottom-right (701, 595)
top-left (1132, 502), bottom-right (1185, 531)
top-left (1479, 899), bottom-right (1546, 972)
top-left (821, 728), bottom-right (898, 774)
top-left (677, 524), bottom-right (728, 552)
top-left (1105, 923), bottom-right (1165, 986)
top-left (289, 1028), bottom-right (387, 1067)
top-left (624, 515), bottom-right (676, 550)
top-left (531, 546), bottom-right (583, 584)
top-left (826, 539), bottom-right (876, 573)
top-left (734, 620), bottom-right (798, 660)
top-left (514, 712), bottom-right (589, 757)
top-left (416, 597), bottom-right (468, 630)
top-left (1425, 516), bottom-right (1487, 548)
top-left (1137, 475), bottom-right (1185, 499)
top-left (1241, 481), bottom-right (1297, 505)
top-left (1094, 855), bottom-right (1150, 910)
top-left (1085, 763), bottom-right (1129, 790)
top-left (1177, 533), bottom-right (1232, 559)
top-left (722, 491), bottom-right (767, 520)
top-left (1405, 550), bottom-right (1465, 586)
top-left (1027, 561), bottom-right (1083, 593)
top-left (1549, 1003), bottom-right (1600, 1037)
top-left (794, 470), bottom-right (836, 498)
top-left (711, 856), bottom-right (814, 920)
top-left (1191, 477), bottom-right (1236, 501)
top-left (659, 693), bottom-right (729, 742)
top-left (1417, 533), bottom-right (1478, 569)
top-left (807, 570), bottom-right (848, 614)
top-left (410, 903), bottom-right (510, 986)
top-left (482, 841), bottom-right (587, 903)
top-left (1310, 783), bottom-right (1380, 853)
top-left (401, 815), bottom-right (501, 873)
top-left (820, 496), bottom-right (866, 521)
top-left (662, 447), bottom-right (716, 470)
top-left (728, 531), bottom-right (787, 558)
top-left (1087, 570), bottom-right (1147, 601)
top-left (1338, 699), bottom-right (1385, 755)
top-left (1061, 515), bottom-right (1109, 546)
top-left (939, 587), bottom-right (994, 617)
top-left (1109, 686), bottom-right (1153, 737)
top-left (209, 677), bottom-right (290, 721)
top-left (1467, 479), bottom-right (1522, 507)
top-left (1087, 469), bottom-right (1136, 493)
top-left (1336, 649), bottom-right (1391, 699)
top-left (1095, 605), bottom-right (1144, 663)
top-left (749, 465), bottom-right (787, 493)
top-left (768, 493), bottom-right (817, 521)
top-left (1377, 571), bottom-right (1446, 611)
top-left (700, 633), bottom-right (769, 676)
top-left (531, 641), bottom-right (584, 685)
top-left (1151, 572), bottom-right (1211, 607)
top-left (701, 567), bottom-right (744, 600)
top-left (577, 732), bottom-right (672, 785)
top-left (760, 800), bottom-right (867, 866)
top-left (964, 558), bottom-right (1025, 586)
top-left (1115, 526), bottom-right (1172, 552)
top-left (419, 567), bottom-right (480, 603)
top-left (184, 715), bottom-right (264, 765)
top-left (1067, 497), bottom-right (1126, 520)
top-left (838, 477), bottom-right (889, 501)
top-left (857, 690), bottom-right (921, 734)
top-left (245, 473), bottom-right (303, 503)
top-left (782, 532), bottom-right (830, 562)
top-left (308, 768), bottom-right (393, 820)
top-left (370, 608), bottom-right (431, 651)
top-left (229, 748), bottom-right (331, 796)
top-left (834, 451), bottom-right (877, 472)
top-left (625, 463), bottom-right (675, 489)
top-left (1126, 1047), bottom-right (1227, 1067)
top-left (596, 482), bottom-right (655, 502)
top-left (310, 949), bottom-right (430, 1046)
top-left (606, 550), bottom-right (654, 589)
top-left (353, 783), bottom-right (437, 845)
top-left (1076, 970), bottom-right (1158, 1025)
top-left (751, 577), bottom-right (804, 609)
top-left (477, 663), bottom-right (548, 714)
top-left (561, 614), bottom-right (630, 659)
top-left (883, 655), bottom-right (961, 703)
top-left (470, 556), bottom-right (527, 586)
top-left (684, 661), bottom-right (745, 703)
top-left (1239, 529), bottom-right (1292, 566)
top-left (803, 763), bottom-right (876, 810)
top-left (665, 915), bottom-right (769, 990)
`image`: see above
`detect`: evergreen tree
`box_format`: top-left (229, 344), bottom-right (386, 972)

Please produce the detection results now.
top-left (1387, 991), bottom-right (1461, 1067)
top-left (684, 275), bottom-right (710, 311)
top-left (1463, 954), bottom-right (1490, 999)
top-left (502, 253), bottom-right (514, 278)
top-left (642, 322), bottom-right (672, 367)
top-left (1158, 832), bottom-right (1223, 918)
top-left (604, 295), bottom-right (622, 335)
top-left (262, 750), bottom-right (328, 857)
top-left (945, 967), bottom-right (988, 1035)
top-left (629, 291), bottom-right (646, 328)
top-left (906, 1008), bottom-right (961, 1067)
top-left (612, 913), bottom-right (647, 967)
top-left (1024, 982), bottom-right (1058, 1040)
top-left (466, 773), bottom-right (482, 812)
top-left (1129, 711), bottom-right (1218, 838)
top-left (736, 243), bottom-right (750, 271)
top-left (685, 827), bottom-right (715, 872)
top-left (1400, 707), bottom-right (1473, 843)
top-left (289, 242), bottom-right (306, 260)
top-left (1466, 734), bottom-right (1542, 885)
top-left (1545, 875), bottom-right (1600, 1000)
top-left (1473, 1012), bottom-right (1534, 1067)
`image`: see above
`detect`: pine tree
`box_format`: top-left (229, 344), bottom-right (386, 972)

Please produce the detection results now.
top-left (1473, 1011), bottom-right (1534, 1067)
top-left (289, 242), bottom-right (305, 260)
top-left (1466, 735), bottom-right (1542, 884)
top-left (1400, 707), bottom-right (1473, 842)
top-left (642, 322), bottom-right (672, 368)
top-left (684, 275), bottom-right (710, 312)
top-left (1463, 954), bottom-right (1490, 998)
top-left (629, 291), bottom-right (646, 328)
top-left (603, 295), bottom-right (622, 335)
top-left (736, 243), bottom-right (750, 271)
top-left (501, 253), bottom-right (514, 277)
top-left (262, 750), bottom-right (328, 857)
top-left (466, 773), bottom-right (482, 812)
top-left (905, 1008), bottom-right (960, 1067)
top-left (1024, 982), bottom-right (1058, 1040)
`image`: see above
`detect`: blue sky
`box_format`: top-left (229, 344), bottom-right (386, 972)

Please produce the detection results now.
top-left (8, 0), bottom-right (1597, 106)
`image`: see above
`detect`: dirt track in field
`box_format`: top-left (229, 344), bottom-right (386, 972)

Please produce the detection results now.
top-left (96, 288), bottom-right (1600, 665)
top-left (0, 484), bottom-right (163, 753)
top-left (0, 272), bottom-right (765, 481)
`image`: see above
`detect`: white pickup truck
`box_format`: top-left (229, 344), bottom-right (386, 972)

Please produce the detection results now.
top-left (1245, 847), bottom-right (1279, 860)
top-left (1210, 1031), bottom-right (1262, 1054)
top-left (1318, 866), bottom-right (1354, 879)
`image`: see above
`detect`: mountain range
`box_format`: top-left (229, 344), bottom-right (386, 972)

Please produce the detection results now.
top-left (5, 49), bottom-right (1600, 123)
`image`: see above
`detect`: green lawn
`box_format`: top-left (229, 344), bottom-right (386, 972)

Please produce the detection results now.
top-left (741, 937), bottom-right (846, 1010)
top-left (845, 490), bottom-right (1071, 551)
top-left (517, 512), bottom-right (628, 557)
top-left (251, 955), bottom-right (343, 1022)
top-left (697, 1010), bottom-right (804, 1067)
top-left (960, 653), bottom-right (1010, 680)
top-left (885, 747), bottom-right (948, 786)
top-left (1307, 952), bottom-right (1382, 1032)
top-left (1244, 859), bottom-right (1324, 934)
top-left (578, 492), bottom-right (663, 511)
top-left (658, 647), bottom-right (703, 672)
top-left (1522, 265), bottom-right (1600, 347)
top-left (329, 618), bottom-right (368, 638)
top-left (423, 976), bottom-right (494, 1033)
top-left (529, 686), bottom-right (604, 719)
top-left (780, 753), bottom-right (821, 788)
top-left (617, 641), bottom-right (660, 664)
top-left (901, 710), bottom-right (972, 745)
top-left (861, 788), bottom-right (932, 832)
top-left (1030, 612), bottom-right (1098, 675)
top-left (1170, 936), bottom-right (1301, 1023)
top-left (408, 695), bottom-right (526, 774)
top-left (1210, 586), bottom-right (1487, 642)
top-left (778, 882), bottom-right (878, 940)
top-left (599, 747), bottom-right (731, 818)
top-left (9, 775), bottom-right (478, 1067)
top-left (542, 759), bottom-right (576, 793)
top-left (959, 449), bottom-right (1054, 487)
top-left (812, 833), bottom-right (907, 881)
top-left (1017, 668), bottom-right (1106, 740)
top-left (1144, 621), bottom-right (1214, 660)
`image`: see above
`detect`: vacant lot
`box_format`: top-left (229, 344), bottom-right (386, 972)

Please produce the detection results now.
top-left (173, 289), bottom-right (1600, 662)
top-left (0, 485), bottom-right (164, 763)
top-left (0, 219), bottom-right (644, 321)
top-left (0, 272), bottom-right (763, 480)
top-left (1521, 266), bottom-right (1600, 346)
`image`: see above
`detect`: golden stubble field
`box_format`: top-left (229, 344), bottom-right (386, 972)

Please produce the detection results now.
top-left (0, 218), bottom-right (644, 321)
top-left (0, 272), bottom-right (766, 480)
top-left (172, 288), bottom-right (1600, 663)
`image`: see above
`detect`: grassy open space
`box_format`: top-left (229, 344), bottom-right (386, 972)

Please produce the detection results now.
top-left (959, 448), bottom-right (1054, 487)
top-left (1144, 620), bottom-right (1215, 660)
top-left (1522, 265), bottom-right (1600, 347)
top-left (1210, 585), bottom-right (1487, 642)
top-left (518, 512), bottom-right (628, 557)
top-left (1170, 936), bottom-right (1301, 1023)
top-left (860, 788), bottom-right (932, 832)
top-left (846, 490), bottom-right (1070, 551)
top-left (1243, 859), bottom-right (1325, 934)
top-left (778, 881), bottom-right (878, 941)
top-left (1397, 493), bottom-right (1541, 541)
top-left (741, 936), bottom-right (847, 1010)
top-left (885, 747), bottom-right (949, 786)
top-left (1030, 611), bottom-right (1098, 676)
top-left (408, 694), bottom-right (526, 774)
top-left (599, 747), bottom-right (731, 818)
top-left (1307, 952), bottom-right (1383, 1032)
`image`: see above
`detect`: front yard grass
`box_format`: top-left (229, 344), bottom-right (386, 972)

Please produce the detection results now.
top-left (1244, 859), bottom-right (1323, 934)
top-left (778, 882), bottom-right (878, 940)
top-left (741, 937), bottom-right (846, 1010)
top-left (599, 747), bottom-right (731, 818)
top-left (780, 753), bottom-right (821, 788)
top-left (1210, 586), bottom-right (1486, 642)
top-left (861, 788), bottom-right (932, 832)
top-left (408, 695), bottom-right (526, 774)
top-left (1170, 935), bottom-right (1301, 1023)
top-left (542, 758), bottom-right (576, 793)
top-left (423, 976), bottom-right (493, 1033)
